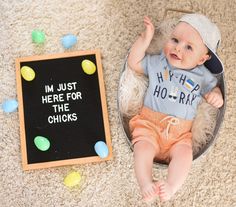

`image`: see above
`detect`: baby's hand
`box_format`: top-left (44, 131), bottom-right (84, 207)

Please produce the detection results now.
top-left (204, 87), bottom-right (224, 108)
top-left (141, 16), bottom-right (155, 42)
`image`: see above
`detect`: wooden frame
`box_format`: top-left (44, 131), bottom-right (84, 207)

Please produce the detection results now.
top-left (16, 50), bottom-right (112, 170)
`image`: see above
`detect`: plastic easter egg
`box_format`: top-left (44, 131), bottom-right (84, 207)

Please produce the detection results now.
top-left (21, 66), bottom-right (35, 81)
top-left (31, 30), bottom-right (45, 44)
top-left (64, 171), bottom-right (81, 187)
top-left (61, 34), bottom-right (77, 49)
top-left (34, 136), bottom-right (50, 151)
top-left (2, 99), bottom-right (18, 113)
top-left (94, 141), bottom-right (109, 158)
top-left (81, 59), bottom-right (96, 75)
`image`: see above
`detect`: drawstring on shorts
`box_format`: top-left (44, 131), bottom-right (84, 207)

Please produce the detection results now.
top-left (159, 116), bottom-right (180, 139)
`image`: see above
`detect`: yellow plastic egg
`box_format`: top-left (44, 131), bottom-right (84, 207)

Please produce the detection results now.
top-left (81, 59), bottom-right (96, 75)
top-left (21, 66), bottom-right (35, 81)
top-left (64, 171), bottom-right (81, 187)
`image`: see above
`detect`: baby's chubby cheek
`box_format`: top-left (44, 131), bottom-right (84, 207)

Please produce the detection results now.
top-left (163, 44), bottom-right (169, 56)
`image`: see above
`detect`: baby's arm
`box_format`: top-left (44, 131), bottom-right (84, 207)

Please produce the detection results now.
top-left (128, 16), bottom-right (155, 73)
top-left (204, 87), bottom-right (224, 108)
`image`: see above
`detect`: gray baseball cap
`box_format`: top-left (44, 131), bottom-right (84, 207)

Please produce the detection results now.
top-left (179, 13), bottom-right (224, 74)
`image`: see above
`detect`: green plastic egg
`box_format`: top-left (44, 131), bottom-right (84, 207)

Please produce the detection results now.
top-left (34, 136), bottom-right (50, 151)
top-left (64, 171), bottom-right (81, 187)
top-left (21, 66), bottom-right (35, 81)
top-left (81, 59), bottom-right (96, 75)
top-left (32, 30), bottom-right (45, 44)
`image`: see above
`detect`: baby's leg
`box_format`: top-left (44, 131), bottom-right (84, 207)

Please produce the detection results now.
top-left (159, 144), bottom-right (193, 201)
top-left (133, 140), bottom-right (159, 201)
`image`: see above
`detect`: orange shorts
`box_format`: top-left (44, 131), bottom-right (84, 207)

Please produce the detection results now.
top-left (129, 107), bottom-right (193, 162)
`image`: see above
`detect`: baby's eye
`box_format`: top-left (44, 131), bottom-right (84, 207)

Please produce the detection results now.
top-left (186, 45), bottom-right (192, 50)
top-left (171, 38), bottom-right (178, 43)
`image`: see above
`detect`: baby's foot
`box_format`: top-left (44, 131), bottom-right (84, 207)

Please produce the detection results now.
top-left (141, 182), bottom-right (159, 202)
top-left (158, 181), bottom-right (174, 201)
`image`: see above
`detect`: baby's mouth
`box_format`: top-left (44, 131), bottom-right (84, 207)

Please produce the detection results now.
top-left (170, 53), bottom-right (181, 60)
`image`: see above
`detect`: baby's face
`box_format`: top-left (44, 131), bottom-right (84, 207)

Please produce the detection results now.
top-left (163, 22), bottom-right (209, 69)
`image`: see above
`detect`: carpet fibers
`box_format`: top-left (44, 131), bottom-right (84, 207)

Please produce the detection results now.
top-left (0, 0), bottom-right (235, 206)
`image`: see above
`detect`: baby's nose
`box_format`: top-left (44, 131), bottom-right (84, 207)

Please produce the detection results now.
top-left (175, 44), bottom-right (181, 52)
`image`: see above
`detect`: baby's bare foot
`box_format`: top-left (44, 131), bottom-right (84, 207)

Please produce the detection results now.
top-left (158, 181), bottom-right (174, 201)
top-left (141, 182), bottom-right (159, 202)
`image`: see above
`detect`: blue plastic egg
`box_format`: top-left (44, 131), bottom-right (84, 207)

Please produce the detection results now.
top-left (2, 99), bottom-right (18, 113)
top-left (94, 141), bottom-right (109, 158)
top-left (61, 34), bottom-right (77, 49)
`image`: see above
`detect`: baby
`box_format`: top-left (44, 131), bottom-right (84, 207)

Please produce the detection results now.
top-left (127, 14), bottom-right (224, 202)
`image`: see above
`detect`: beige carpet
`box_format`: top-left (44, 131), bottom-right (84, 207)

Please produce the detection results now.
top-left (0, 0), bottom-right (235, 206)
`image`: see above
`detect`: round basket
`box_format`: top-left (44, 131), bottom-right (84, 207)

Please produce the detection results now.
top-left (117, 18), bottom-right (226, 168)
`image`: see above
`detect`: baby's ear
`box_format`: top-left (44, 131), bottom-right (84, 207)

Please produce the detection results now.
top-left (198, 54), bottom-right (211, 65)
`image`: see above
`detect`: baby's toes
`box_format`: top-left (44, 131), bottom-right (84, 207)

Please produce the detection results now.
top-left (158, 181), bottom-right (172, 201)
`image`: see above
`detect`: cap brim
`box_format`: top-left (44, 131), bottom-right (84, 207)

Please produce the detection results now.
top-left (204, 50), bottom-right (224, 75)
